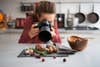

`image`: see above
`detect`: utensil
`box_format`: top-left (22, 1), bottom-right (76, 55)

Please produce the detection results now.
top-left (87, 3), bottom-right (99, 23)
top-left (75, 4), bottom-right (86, 24)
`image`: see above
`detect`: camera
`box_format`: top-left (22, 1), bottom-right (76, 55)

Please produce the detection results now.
top-left (35, 20), bottom-right (52, 42)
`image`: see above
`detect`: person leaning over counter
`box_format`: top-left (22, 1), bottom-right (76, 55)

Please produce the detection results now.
top-left (18, 1), bottom-right (61, 44)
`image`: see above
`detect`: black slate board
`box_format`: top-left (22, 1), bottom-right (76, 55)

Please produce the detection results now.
top-left (18, 49), bottom-right (77, 57)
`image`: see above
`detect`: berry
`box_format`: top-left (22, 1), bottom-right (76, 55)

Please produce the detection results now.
top-left (63, 58), bottom-right (67, 62)
top-left (41, 58), bottom-right (45, 62)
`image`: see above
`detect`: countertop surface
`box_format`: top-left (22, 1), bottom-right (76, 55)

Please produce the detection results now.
top-left (0, 29), bottom-right (100, 67)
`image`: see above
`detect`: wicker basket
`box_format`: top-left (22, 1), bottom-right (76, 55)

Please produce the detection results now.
top-left (68, 36), bottom-right (88, 51)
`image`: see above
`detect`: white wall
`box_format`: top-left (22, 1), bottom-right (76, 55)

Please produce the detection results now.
top-left (0, 0), bottom-right (100, 28)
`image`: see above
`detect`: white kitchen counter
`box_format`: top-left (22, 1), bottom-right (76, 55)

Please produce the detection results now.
top-left (0, 30), bottom-right (100, 67)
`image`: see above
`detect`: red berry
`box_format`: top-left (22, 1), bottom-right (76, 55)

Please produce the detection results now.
top-left (63, 58), bottom-right (67, 62)
top-left (41, 58), bottom-right (45, 62)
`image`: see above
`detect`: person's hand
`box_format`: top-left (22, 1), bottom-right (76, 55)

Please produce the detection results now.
top-left (50, 27), bottom-right (56, 37)
top-left (29, 24), bottom-right (39, 38)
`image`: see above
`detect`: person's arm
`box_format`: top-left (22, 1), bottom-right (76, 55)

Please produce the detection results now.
top-left (18, 30), bottom-right (33, 43)
top-left (18, 17), bottom-right (34, 43)
top-left (52, 21), bottom-right (61, 44)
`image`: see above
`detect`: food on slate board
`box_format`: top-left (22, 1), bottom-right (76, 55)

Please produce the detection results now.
top-left (25, 48), bottom-right (34, 55)
top-left (35, 44), bottom-right (57, 54)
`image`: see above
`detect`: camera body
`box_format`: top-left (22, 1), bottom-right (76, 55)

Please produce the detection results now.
top-left (36, 20), bottom-right (52, 42)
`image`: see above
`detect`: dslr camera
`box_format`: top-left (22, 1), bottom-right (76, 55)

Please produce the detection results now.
top-left (35, 19), bottom-right (52, 42)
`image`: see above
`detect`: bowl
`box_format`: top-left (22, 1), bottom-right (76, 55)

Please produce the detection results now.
top-left (67, 36), bottom-right (88, 51)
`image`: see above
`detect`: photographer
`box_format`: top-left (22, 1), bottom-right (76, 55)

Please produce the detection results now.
top-left (18, 1), bottom-right (61, 44)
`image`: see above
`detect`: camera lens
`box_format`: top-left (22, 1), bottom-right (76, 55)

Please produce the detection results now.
top-left (38, 20), bottom-right (52, 42)
top-left (39, 31), bottom-right (52, 42)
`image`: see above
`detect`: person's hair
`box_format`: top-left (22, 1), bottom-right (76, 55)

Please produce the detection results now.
top-left (35, 1), bottom-right (56, 17)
